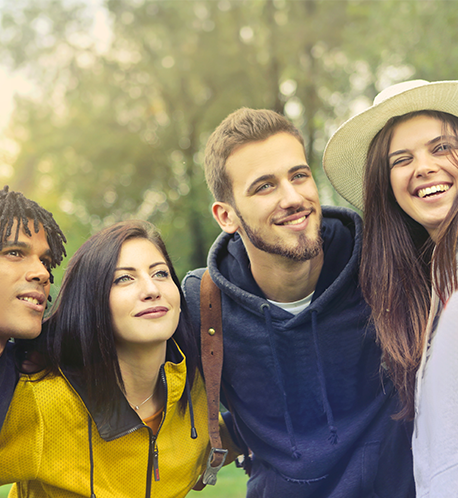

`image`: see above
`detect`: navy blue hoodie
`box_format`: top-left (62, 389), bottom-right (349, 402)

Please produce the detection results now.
top-left (183, 206), bottom-right (414, 497)
top-left (0, 341), bottom-right (18, 431)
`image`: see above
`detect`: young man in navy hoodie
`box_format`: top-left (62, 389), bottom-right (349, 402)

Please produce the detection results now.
top-left (183, 109), bottom-right (415, 497)
top-left (0, 186), bottom-right (66, 430)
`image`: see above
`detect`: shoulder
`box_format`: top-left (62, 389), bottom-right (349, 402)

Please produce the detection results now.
top-left (182, 268), bottom-right (206, 329)
top-left (0, 374), bottom-right (47, 457)
top-left (0, 342), bottom-right (18, 428)
top-left (322, 206), bottom-right (362, 238)
top-left (11, 373), bottom-right (85, 420)
top-left (182, 268), bottom-right (206, 305)
top-left (321, 205), bottom-right (363, 263)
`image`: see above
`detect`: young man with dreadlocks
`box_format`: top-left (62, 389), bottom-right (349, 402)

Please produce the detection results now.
top-left (0, 185), bottom-right (66, 430)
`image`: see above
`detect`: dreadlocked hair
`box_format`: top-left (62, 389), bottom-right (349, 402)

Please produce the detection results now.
top-left (0, 185), bottom-right (67, 289)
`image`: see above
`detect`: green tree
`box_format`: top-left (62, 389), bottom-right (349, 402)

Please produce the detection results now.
top-left (2, 0), bottom-right (457, 274)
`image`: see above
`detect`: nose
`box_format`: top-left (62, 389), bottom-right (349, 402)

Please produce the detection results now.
top-left (278, 181), bottom-right (303, 210)
top-left (25, 258), bottom-right (50, 286)
top-left (140, 275), bottom-right (161, 301)
top-left (414, 153), bottom-right (439, 178)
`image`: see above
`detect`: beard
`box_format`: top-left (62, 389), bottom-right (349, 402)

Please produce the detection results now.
top-left (236, 208), bottom-right (323, 262)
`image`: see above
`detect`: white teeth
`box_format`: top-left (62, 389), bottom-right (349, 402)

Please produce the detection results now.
top-left (418, 184), bottom-right (450, 198)
top-left (19, 296), bottom-right (40, 305)
top-left (283, 216), bottom-right (306, 226)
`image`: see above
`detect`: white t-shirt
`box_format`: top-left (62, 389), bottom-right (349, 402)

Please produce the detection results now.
top-left (268, 292), bottom-right (314, 316)
top-left (413, 289), bottom-right (458, 497)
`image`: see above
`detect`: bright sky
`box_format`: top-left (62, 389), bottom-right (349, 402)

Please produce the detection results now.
top-left (0, 0), bottom-right (111, 134)
top-left (0, 67), bottom-right (35, 132)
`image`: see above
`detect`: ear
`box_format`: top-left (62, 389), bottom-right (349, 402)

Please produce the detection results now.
top-left (212, 201), bottom-right (240, 234)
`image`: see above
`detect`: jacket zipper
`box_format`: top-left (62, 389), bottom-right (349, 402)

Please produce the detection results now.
top-left (145, 364), bottom-right (168, 497)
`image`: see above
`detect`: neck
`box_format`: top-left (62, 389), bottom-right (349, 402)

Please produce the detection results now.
top-left (117, 342), bottom-right (167, 417)
top-left (249, 249), bottom-right (324, 302)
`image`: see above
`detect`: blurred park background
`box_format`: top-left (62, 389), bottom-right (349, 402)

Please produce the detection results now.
top-left (1, 0), bottom-right (458, 287)
top-left (0, 0), bottom-right (457, 496)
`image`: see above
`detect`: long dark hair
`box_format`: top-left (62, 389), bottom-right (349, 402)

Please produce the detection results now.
top-left (361, 109), bottom-right (458, 419)
top-left (46, 220), bottom-right (199, 415)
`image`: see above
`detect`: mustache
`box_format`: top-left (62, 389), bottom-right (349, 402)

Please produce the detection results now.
top-left (272, 207), bottom-right (312, 224)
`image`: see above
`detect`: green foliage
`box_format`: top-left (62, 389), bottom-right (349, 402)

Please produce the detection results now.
top-left (1, 0), bottom-right (457, 273)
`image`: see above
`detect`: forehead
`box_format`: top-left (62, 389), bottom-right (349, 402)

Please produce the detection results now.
top-left (390, 115), bottom-right (444, 148)
top-left (1, 218), bottom-right (50, 251)
top-left (117, 237), bottom-right (166, 264)
top-left (226, 132), bottom-right (307, 188)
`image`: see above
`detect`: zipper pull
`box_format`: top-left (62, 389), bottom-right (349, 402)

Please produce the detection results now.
top-left (153, 447), bottom-right (160, 481)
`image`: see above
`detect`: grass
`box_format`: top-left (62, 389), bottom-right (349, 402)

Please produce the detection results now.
top-left (0, 463), bottom-right (248, 497)
top-left (0, 485), bottom-right (11, 498)
top-left (188, 462), bottom-right (248, 497)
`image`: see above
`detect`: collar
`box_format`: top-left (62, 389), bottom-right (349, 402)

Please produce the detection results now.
top-left (63, 339), bottom-right (186, 442)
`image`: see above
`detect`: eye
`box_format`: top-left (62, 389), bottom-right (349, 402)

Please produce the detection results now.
top-left (152, 269), bottom-right (170, 279)
top-left (435, 142), bottom-right (453, 153)
top-left (255, 183), bottom-right (273, 194)
top-left (113, 274), bottom-right (133, 285)
top-left (390, 156), bottom-right (411, 168)
top-left (292, 171), bottom-right (309, 181)
top-left (6, 249), bottom-right (22, 257)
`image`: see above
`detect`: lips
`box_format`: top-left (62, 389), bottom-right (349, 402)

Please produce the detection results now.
top-left (17, 291), bottom-right (46, 306)
top-left (274, 209), bottom-right (311, 226)
top-left (135, 306), bottom-right (169, 317)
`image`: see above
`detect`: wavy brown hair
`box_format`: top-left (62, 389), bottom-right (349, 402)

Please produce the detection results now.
top-left (361, 110), bottom-right (458, 419)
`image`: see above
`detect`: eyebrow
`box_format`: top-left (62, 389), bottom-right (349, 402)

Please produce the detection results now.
top-left (246, 164), bottom-right (311, 194)
top-left (1, 240), bottom-right (52, 260)
top-left (114, 261), bottom-right (167, 272)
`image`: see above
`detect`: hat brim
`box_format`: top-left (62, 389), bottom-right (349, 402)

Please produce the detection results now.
top-left (323, 81), bottom-right (458, 211)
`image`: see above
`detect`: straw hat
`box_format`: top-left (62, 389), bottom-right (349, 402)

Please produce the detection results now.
top-left (323, 79), bottom-right (458, 210)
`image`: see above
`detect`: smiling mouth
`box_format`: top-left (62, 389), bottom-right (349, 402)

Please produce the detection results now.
top-left (135, 307), bottom-right (168, 317)
top-left (282, 215), bottom-right (307, 226)
top-left (417, 184), bottom-right (450, 198)
top-left (18, 296), bottom-right (41, 306)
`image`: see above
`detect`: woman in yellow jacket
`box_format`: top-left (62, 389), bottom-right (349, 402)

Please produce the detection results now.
top-left (0, 220), bottom-right (232, 497)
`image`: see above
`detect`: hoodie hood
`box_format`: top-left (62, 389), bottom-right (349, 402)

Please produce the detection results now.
top-left (208, 206), bottom-right (361, 321)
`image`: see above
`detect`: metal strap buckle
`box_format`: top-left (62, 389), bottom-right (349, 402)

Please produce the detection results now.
top-left (202, 447), bottom-right (228, 486)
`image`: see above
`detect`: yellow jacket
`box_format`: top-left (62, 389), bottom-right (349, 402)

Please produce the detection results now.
top-left (0, 341), bottom-right (231, 497)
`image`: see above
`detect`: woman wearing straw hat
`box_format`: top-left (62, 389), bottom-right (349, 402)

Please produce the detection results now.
top-left (323, 79), bottom-right (458, 497)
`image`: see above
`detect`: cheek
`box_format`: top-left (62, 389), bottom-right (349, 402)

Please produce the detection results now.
top-left (108, 291), bottom-right (123, 332)
top-left (170, 286), bottom-right (181, 311)
top-left (389, 170), bottom-right (407, 204)
top-left (169, 286), bottom-right (181, 324)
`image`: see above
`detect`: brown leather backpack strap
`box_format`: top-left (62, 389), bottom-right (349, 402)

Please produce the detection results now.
top-left (193, 269), bottom-right (227, 491)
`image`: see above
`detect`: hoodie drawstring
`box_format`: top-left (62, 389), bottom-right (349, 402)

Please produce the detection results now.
top-left (262, 303), bottom-right (301, 459)
top-left (311, 310), bottom-right (338, 445)
top-left (186, 376), bottom-right (198, 439)
top-left (87, 415), bottom-right (96, 498)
